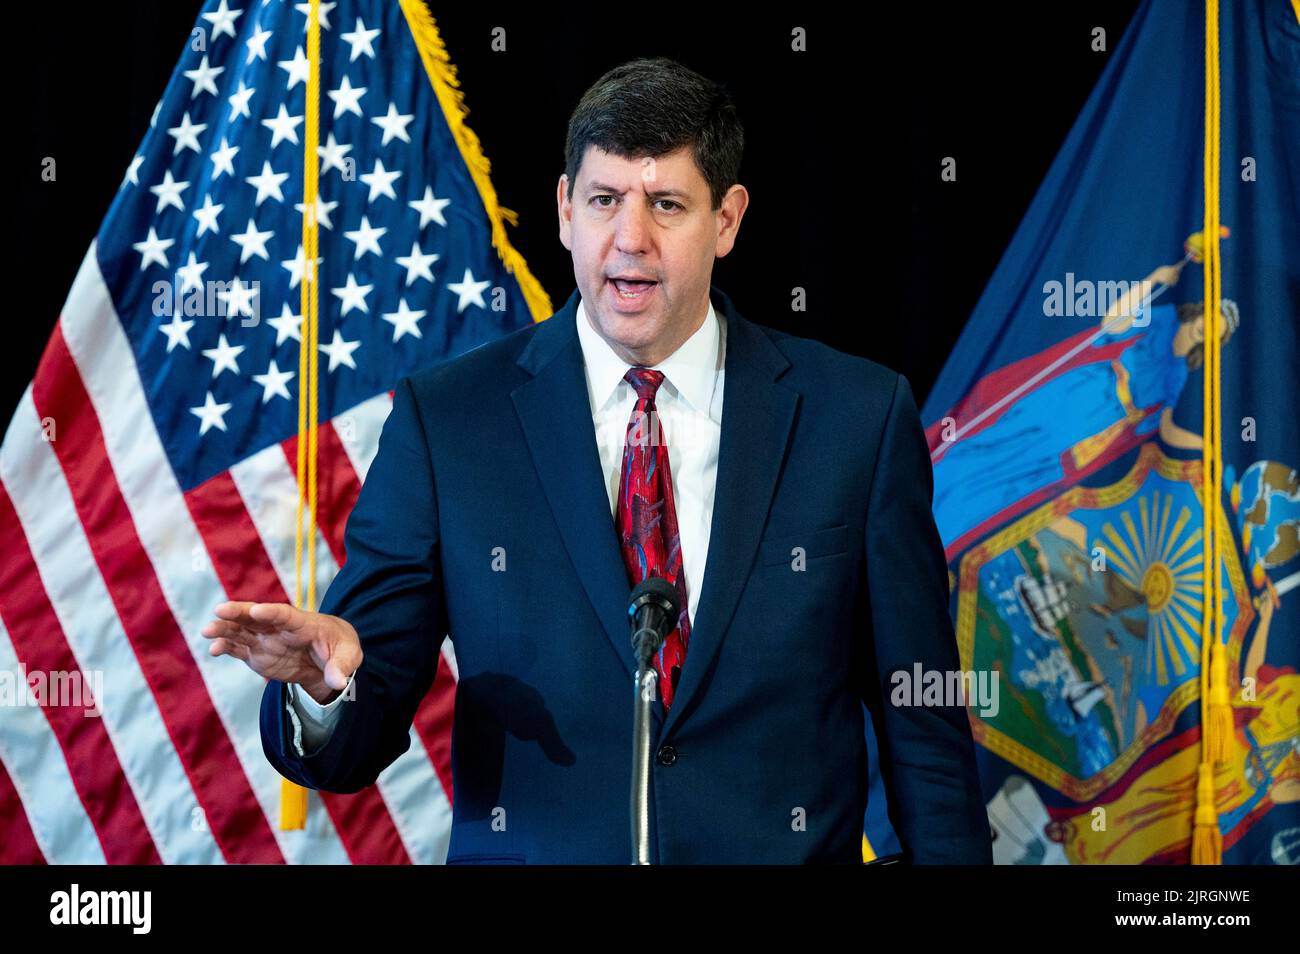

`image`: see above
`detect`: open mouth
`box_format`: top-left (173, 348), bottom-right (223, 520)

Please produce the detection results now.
top-left (609, 278), bottom-right (658, 300)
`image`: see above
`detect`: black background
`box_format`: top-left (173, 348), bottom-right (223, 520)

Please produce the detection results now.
top-left (14, 1), bottom-right (1141, 424)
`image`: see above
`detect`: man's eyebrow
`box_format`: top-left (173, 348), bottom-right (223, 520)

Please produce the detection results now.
top-left (586, 181), bottom-right (691, 200)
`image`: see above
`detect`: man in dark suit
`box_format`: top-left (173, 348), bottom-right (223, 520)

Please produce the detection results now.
top-left (203, 57), bottom-right (991, 864)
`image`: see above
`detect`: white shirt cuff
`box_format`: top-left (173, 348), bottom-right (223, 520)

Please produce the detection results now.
top-left (284, 672), bottom-right (354, 757)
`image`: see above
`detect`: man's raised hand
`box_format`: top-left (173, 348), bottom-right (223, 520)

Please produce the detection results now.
top-left (201, 601), bottom-right (362, 705)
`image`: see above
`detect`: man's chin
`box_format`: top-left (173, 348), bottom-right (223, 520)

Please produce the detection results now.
top-left (591, 310), bottom-right (664, 351)
top-left (591, 298), bottom-right (656, 329)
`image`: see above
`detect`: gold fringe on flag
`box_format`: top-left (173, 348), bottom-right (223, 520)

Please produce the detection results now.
top-left (399, 0), bottom-right (553, 324)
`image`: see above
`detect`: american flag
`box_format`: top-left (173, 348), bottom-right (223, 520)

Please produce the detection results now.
top-left (0, 0), bottom-right (548, 863)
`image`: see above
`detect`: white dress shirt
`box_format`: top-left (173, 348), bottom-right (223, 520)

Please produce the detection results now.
top-left (576, 294), bottom-right (725, 628)
top-left (285, 295), bottom-right (727, 755)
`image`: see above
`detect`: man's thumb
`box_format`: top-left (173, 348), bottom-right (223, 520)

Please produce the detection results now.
top-left (322, 657), bottom-right (352, 691)
top-left (321, 634), bottom-right (360, 690)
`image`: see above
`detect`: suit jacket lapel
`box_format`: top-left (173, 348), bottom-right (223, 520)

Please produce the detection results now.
top-left (512, 289), bottom-right (640, 683)
top-left (511, 286), bottom-right (797, 737)
top-left (661, 288), bottom-right (796, 738)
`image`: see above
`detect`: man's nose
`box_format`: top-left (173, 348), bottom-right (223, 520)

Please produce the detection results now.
top-left (613, 201), bottom-right (652, 253)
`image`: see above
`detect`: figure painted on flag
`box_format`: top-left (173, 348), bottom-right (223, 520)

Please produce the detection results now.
top-left (932, 259), bottom-right (1240, 550)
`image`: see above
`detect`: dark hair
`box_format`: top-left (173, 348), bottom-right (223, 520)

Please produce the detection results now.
top-left (1176, 300), bottom-right (1238, 370)
top-left (563, 57), bottom-right (744, 211)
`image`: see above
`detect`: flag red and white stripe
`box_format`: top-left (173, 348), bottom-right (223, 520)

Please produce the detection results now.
top-left (0, 246), bottom-right (457, 864)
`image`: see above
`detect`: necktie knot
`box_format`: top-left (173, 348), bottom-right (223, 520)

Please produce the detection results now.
top-left (625, 367), bottom-right (665, 403)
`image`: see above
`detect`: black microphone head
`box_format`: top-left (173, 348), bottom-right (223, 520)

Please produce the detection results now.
top-left (627, 575), bottom-right (681, 667)
top-left (627, 574), bottom-right (679, 621)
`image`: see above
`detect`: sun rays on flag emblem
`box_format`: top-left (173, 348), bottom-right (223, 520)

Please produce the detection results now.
top-left (1096, 491), bottom-right (1205, 686)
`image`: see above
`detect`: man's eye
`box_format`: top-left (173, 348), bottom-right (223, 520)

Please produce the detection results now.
top-left (589, 196), bottom-right (679, 211)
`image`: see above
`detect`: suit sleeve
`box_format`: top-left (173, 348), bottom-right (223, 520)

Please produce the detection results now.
top-left (260, 375), bottom-right (449, 793)
top-left (861, 372), bottom-right (992, 864)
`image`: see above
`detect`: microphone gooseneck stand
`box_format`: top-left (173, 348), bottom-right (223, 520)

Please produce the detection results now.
top-left (630, 657), bottom-right (659, 865)
top-left (626, 577), bottom-right (680, 866)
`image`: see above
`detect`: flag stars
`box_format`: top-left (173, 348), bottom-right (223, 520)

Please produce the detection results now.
top-left (245, 23), bottom-right (272, 63)
top-left (253, 360), bottom-right (295, 403)
top-left (201, 0), bottom-right (243, 40)
top-left (372, 103), bottom-right (414, 145)
top-left (447, 267), bottom-right (491, 313)
top-left (190, 391), bottom-right (233, 436)
top-left (175, 252), bottom-right (209, 294)
top-left (281, 243), bottom-right (322, 289)
top-left (317, 132), bottom-right (352, 176)
top-left (340, 17), bottom-right (380, 60)
top-left (268, 303), bottom-right (304, 345)
top-left (210, 137), bottom-right (239, 179)
top-left (122, 153), bottom-right (145, 188)
top-left (192, 194), bottom-right (224, 236)
top-left (344, 216), bottom-right (387, 260)
top-left (96, 0), bottom-right (519, 456)
top-left (167, 111), bottom-right (207, 155)
top-left (149, 169), bottom-right (189, 214)
top-left (159, 312), bottom-right (196, 352)
top-left (183, 54), bottom-right (225, 99)
top-left (395, 241), bottom-right (438, 286)
top-left (319, 329), bottom-right (361, 372)
top-left (294, 195), bottom-right (337, 230)
top-left (133, 227), bottom-right (174, 270)
top-left (382, 299), bottom-right (426, 342)
top-left (227, 81), bottom-right (255, 121)
top-left (295, 1), bottom-right (336, 31)
top-left (203, 333), bottom-right (246, 379)
top-left (331, 273), bottom-right (374, 315)
top-left (359, 158), bottom-right (401, 202)
top-left (409, 186), bottom-right (451, 228)
top-left (230, 218), bottom-right (274, 263)
top-left (216, 277), bottom-right (259, 320)
top-left (327, 75), bottom-right (367, 119)
top-left (278, 46), bottom-right (312, 89)
top-left (262, 104), bottom-right (304, 148)
top-left (245, 160), bottom-right (289, 206)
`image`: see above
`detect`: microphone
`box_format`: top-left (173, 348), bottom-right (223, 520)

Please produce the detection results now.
top-left (627, 575), bottom-right (680, 670)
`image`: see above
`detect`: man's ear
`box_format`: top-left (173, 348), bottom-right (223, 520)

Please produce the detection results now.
top-left (557, 174), bottom-right (573, 250)
top-left (714, 183), bottom-right (749, 259)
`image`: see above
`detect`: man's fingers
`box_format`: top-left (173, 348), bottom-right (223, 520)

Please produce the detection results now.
top-left (213, 601), bottom-right (258, 623)
top-left (247, 602), bottom-right (305, 632)
top-left (201, 619), bottom-right (258, 647)
top-left (208, 638), bottom-right (250, 662)
top-left (210, 601), bottom-right (308, 637)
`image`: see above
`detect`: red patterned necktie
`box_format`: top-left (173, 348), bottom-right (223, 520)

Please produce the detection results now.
top-left (615, 367), bottom-right (691, 709)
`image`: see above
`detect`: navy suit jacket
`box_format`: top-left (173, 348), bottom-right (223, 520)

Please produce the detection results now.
top-left (260, 285), bottom-right (992, 864)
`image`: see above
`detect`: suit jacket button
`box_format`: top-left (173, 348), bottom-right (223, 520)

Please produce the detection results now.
top-left (656, 745), bottom-right (677, 766)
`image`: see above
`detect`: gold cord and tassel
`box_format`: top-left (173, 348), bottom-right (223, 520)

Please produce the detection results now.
top-left (1192, 0), bottom-right (1226, 865)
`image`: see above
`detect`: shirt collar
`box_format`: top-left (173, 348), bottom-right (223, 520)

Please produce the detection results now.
top-left (575, 294), bottom-right (721, 417)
